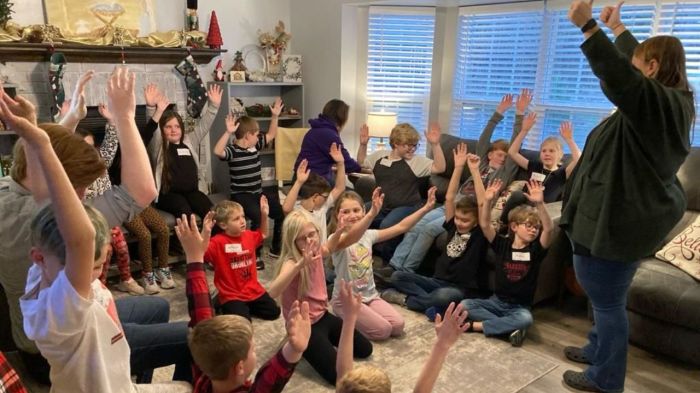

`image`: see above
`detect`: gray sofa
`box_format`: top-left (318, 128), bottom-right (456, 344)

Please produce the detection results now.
top-left (626, 147), bottom-right (700, 366)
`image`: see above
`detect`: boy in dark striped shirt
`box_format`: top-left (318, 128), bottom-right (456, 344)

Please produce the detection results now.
top-left (213, 98), bottom-right (285, 268)
top-left (176, 212), bottom-right (311, 393)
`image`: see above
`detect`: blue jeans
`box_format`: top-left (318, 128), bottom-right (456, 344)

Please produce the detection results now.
top-left (369, 204), bottom-right (421, 262)
top-left (574, 254), bottom-right (640, 393)
top-left (391, 271), bottom-right (464, 312)
top-left (389, 207), bottom-right (446, 272)
top-left (117, 296), bottom-right (192, 383)
top-left (461, 295), bottom-right (533, 336)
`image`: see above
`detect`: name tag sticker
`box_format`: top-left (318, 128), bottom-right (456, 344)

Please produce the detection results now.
top-left (177, 148), bottom-right (191, 156)
top-left (379, 158), bottom-right (393, 167)
top-left (225, 243), bottom-right (243, 253)
top-left (530, 172), bottom-right (546, 182)
top-left (512, 252), bottom-right (531, 261)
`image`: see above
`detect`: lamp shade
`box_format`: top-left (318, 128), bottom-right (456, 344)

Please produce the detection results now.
top-left (367, 112), bottom-right (397, 138)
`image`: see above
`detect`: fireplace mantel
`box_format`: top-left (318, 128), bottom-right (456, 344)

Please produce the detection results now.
top-left (0, 42), bottom-right (226, 64)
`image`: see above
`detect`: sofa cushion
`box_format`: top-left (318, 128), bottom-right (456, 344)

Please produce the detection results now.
top-left (655, 215), bottom-right (700, 281)
top-left (628, 257), bottom-right (700, 331)
top-left (678, 147), bottom-right (700, 211)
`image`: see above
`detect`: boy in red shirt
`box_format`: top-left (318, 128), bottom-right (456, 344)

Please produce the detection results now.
top-left (205, 198), bottom-right (280, 320)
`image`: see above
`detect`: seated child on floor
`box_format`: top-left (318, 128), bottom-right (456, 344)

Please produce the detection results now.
top-left (328, 187), bottom-right (436, 341)
top-left (175, 212), bottom-right (311, 393)
top-left (464, 153), bottom-right (553, 347)
top-left (335, 280), bottom-right (469, 393)
top-left (265, 210), bottom-right (373, 386)
top-left (500, 114), bottom-right (581, 225)
top-left (380, 143), bottom-right (490, 313)
top-left (205, 199), bottom-right (281, 321)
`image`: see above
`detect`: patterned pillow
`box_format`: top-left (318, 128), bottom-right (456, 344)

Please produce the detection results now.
top-left (655, 216), bottom-right (700, 281)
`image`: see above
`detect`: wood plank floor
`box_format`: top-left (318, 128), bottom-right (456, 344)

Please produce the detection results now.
top-left (520, 298), bottom-right (700, 393)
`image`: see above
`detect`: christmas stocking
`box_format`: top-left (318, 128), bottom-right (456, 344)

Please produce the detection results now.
top-left (174, 54), bottom-right (208, 118)
top-left (48, 52), bottom-right (67, 121)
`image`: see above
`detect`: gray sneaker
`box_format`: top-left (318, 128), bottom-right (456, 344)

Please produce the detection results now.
top-left (509, 329), bottom-right (527, 347)
top-left (141, 272), bottom-right (160, 295)
top-left (380, 289), bottom-right (407, 306)
top-left (155, 267), bottom-right (176, 289)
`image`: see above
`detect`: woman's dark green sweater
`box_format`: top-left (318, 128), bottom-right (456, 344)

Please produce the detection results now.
top-left (560, 29), bottom-right (694, 262)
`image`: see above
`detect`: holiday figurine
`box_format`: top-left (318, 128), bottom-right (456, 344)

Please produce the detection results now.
top-left (213, 59), bottom-right (225, 81)
top-left (206, 11), bottom-right (223, 49)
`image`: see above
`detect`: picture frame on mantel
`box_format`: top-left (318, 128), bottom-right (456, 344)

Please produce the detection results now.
top-left (282, 55), bottom-right (302, 83)
top-left (44, 0), bottom-right (155, 36)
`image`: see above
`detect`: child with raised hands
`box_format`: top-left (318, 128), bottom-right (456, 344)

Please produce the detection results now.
top-left (5, 76), bottom-right (189, 392)
top-left (205, 197), bottom-right (281, 321)
top-left (463, 153), bottom-right (553, 347)
top-left (328, 186), bottom-right (437, 341)
top-left (265, 210), bottom-right (373, 385)
top-left (381, 143), bottom-right (490, 315)
top-left (336, 280), bottom-right (470, 393)
top-left (175, 212), bottom-right (311, 393)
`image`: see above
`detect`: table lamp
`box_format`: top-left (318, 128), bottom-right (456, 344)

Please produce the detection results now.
top-left (367, 111), bottom-right (397, 151)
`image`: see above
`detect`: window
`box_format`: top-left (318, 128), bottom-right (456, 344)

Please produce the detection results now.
top-left (451, 1), bottom-right (700, 149)
top-left (367, 7), bottom-right (435, 153)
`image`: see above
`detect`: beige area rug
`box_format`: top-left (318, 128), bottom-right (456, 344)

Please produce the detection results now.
top-left (118, 261), bottom-right (558, 393)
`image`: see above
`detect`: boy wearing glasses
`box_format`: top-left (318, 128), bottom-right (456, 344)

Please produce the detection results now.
top-left (358, 123), bottom-right (446, 262)
top-left (463, 153), bottom-right (553, 347)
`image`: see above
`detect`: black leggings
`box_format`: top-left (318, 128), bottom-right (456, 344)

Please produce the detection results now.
top-left (305, 312), bottom-right (373, 385)
top-left (156, 190), bottom-right (212, 219)
top-left (220, 292), bottom-right (280, 321)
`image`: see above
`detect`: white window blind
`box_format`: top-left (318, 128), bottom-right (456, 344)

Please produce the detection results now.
top-left (451, 5), bottom-right (543, 142)
top-left (367, 7), bottom-right (435, 153)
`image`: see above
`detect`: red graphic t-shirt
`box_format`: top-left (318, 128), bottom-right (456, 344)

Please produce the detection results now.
top-left (204, 231), bottom-right (265, 303)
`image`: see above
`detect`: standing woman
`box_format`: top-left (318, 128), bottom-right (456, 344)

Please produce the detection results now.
top-left (563, 1), bottom-right (694, 392)
top-left (293, 99), bottom-right (362, 183)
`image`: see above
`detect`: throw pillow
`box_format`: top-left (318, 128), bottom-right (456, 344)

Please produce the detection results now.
top-left (655, 216), bottom-right (700, 281)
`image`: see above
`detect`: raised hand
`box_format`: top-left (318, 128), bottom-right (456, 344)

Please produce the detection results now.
top-left (156, 93), bottom-right (170, 111)
top-left (424, 186), bottom-right (437, 210)
top-left (225, 112), bottom-right (239, 134)
top-left (369, 187), bottom-right (385, 216)
top-left (600, 1), bottom-right (624, 30)
top-left (496, 94), bottom-right (514, 115)
top-left (466, 153), bottom-right (481, 171)
top-left (335, 214), bottom-right (350, 234)
top-left (301, 237), bottom-right (322, 268)
top-left (270, 97), bottom-right (284, 117)
top-left (359, 123), bottom-right (369, 146)
top-left (515, 88), bottom-right (533, 115)
top-left (339, 279), bottom-right (362, 319)
top-left (329, 142), bottom-right (344, 163)
top-left (174, 212), bottom-right (214, 263)
top-left (260, 194), bottom-right (269, 217)
top-left (453, 143), bottom-right (468, 168)
top-left (0, 89), bottom-right (47, 146)
top-left (97, 103), bottom-right (113, 123)
top-left (106, 67), bottom-right (136, 120)
top-left (484, 178), bottom-right (503, 202)
top-left (286, 301), bottom-right (312, 353)
top-left (522, 112), bottom-right (538, 134)
top-left (296, 158), bottom-right (310, 183)
top-left (523, 180), bottom-right (545, 204)
top-left (425, 123), bottom-right (442, 145)
top-left (207, 84), bottom-right (223, 108)
top-left (569, 0), bottom-right (595, 28)
top-left (66, 70), bottom-right (94, 121)
top-left (144, 83), bottom-right (161, 107)
top-left (0, 88), bottom-right (37, 125)
top-left (434, 302), bottom-right (470, 347)
top-left (559, 121), bottom-right (574, 141)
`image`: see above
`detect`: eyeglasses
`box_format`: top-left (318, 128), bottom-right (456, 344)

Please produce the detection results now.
top-left (318, 193), bottom-right (330, 199)
top-left (518, 222), bottom-right (541, 230)
top-left (402, 143), bottom-right (419, 151)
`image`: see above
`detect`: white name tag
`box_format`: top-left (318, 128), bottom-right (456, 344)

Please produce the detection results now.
top-left (177, 148), bottom-right (191, 156)
top-left (530, 172), bottom-right (546, 182)
top-left (379, 158), bottom-right (393, 167)
top-left (512, 251), bottom-right (531, 261)
top-left (225, 243), bottom-right (243, 253)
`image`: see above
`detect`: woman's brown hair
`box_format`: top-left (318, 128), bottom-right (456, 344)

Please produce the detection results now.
top-left (321, 99), bottom-right (349, 130)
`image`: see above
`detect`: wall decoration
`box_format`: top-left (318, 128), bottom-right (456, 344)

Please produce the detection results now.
top-left (282, 55), bottom-right (302, 83)
top-left (229, 70), bottom-right (245, 83)
top-left (258, 20), bottom-right (291, 80)
top-left (44, 0), bottom-right (153, 36)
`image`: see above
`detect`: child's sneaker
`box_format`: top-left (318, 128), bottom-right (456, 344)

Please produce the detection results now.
top-left (141, 272), bottom-right (160, 295)
top-left (256, 258), bottom-right (265, 271)
top-left (509, 329), bottom-right (527, 347)
top-left (380, 289), bottom-right (406, 306)
top-left (117, 278), bottom-right (145, 296)
top-left (154, 267), bottom-right (176, 289)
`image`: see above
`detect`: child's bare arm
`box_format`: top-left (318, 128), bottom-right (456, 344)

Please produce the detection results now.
top-left (508, 112), bottom-right (537, 170)
top-left (282, 159), bottom-right (309, 215)
top-left (376, 187), bottom-right (437, 243)
top-left (414, 302), bottom-right (470, 393)
top-left (0, 89), bottom-right (95, 298)
top-left (265, 97), bottom-right (283, 144)
top-left (523, 180), bottom-right (554, 248)
top-left (468, 154), bottom-right (498, 242)
top-left (331, 188), bottom-right (384, 251)
top-left (59, 71), bottom-right (93, 132)
top-left (330, 142), bottom-right (346, 200)
top-left (260, 195), bottom-right (269, 240)
top-left (213, 112), bottom-right (238, 159)
top-left (336, 280), bottom-right (362, 383)
top-left (281, 301), bottom-right (311, 364)
top-left (445, 143), bottom-right (468, 222)
top-left (426, 123), bottom-right (446, 174)
top-left (357, 124), bottom-right (369, 167)
top-left (559, 121), bottom-right (581, 178)
top-left (267, 238), bottom-right (321, 298)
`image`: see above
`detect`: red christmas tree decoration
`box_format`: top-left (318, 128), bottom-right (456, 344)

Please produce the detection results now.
top-left (206, 11), bottom-right (223, 49)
